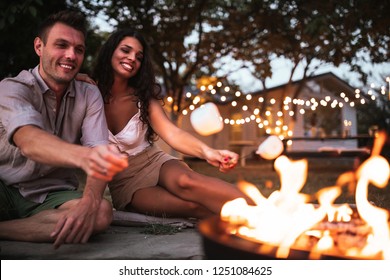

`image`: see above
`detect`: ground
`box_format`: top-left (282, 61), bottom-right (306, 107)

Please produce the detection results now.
top-left (1, 156), bottom-right (389, 260)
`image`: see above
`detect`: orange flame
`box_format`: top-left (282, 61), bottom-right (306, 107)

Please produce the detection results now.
top-left (353, 155), bottom-right (390, 259)
top-left (220, 132), bottom-right (390, 259)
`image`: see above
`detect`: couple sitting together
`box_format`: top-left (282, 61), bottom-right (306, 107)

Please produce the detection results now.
top-left (0, 10), bottom-right (251, 248)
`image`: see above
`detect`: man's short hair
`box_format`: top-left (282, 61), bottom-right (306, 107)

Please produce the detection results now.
top-left (37, 10), bottom-right (88, 44)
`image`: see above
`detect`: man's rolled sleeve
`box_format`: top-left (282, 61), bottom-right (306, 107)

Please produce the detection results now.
top-left (0, 81), bottom-right (45, 146)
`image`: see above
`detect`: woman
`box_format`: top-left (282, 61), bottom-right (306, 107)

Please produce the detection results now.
top-left (92, 29), bottom-right (251, 219)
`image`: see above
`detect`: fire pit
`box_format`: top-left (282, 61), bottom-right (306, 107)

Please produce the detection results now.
top-left (199, 206), bottom-right (387, 260)
top-left (199, 145), bottom-right (390, 260)
top-left (199, 215), bottom-right (320, 260)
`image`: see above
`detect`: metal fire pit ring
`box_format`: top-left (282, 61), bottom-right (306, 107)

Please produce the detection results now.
top-left (198, 215), bottom-right (360, 260)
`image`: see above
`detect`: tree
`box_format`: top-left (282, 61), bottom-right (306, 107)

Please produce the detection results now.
top-left (0, 0), bottom-right (67, 78)
top-left (0, 0), bottom-right (105, 79)
top-left (228, 0), bottom-right (390, 132)
top-left (69, 0), bottom-right (390, 128)
top-left (70, 0), bottom-right (252, 124)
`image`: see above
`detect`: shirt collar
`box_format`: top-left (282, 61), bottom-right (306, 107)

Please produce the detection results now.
top-left (31, 65), bottom-right (75, 97)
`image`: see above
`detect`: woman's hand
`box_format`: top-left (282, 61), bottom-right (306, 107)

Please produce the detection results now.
top-left (75, 73), bottom-right (97, 85)
top-left (204, 148), bottom-right (239, 172)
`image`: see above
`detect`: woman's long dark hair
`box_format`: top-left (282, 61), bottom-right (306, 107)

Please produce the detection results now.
top-left (92, 28), bottom-right (162, 144)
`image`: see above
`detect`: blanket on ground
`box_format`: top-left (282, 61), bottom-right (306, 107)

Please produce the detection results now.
top-left (112, 210), bottom-right (197, 228)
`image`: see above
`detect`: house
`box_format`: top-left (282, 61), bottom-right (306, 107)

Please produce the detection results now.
top-left (159, 72), bottom-right (369, 160)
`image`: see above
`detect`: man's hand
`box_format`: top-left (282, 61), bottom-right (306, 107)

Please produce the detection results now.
top-left (50, 195), bottom-right (98, 249)
top-left (81, 145), bottom-right (128, 181)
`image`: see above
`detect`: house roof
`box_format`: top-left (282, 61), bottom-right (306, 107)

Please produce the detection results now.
top-left (249, 72), bottom-right (356, 98)
top-left (207, 72), bottom-right (359, 106)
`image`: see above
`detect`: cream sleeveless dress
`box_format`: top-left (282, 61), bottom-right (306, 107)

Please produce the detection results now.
top-left (108, 110), bottom-right (177, 210)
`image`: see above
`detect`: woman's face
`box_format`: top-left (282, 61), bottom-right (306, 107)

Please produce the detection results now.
top-left (111, 36), bottom-right (143, 80)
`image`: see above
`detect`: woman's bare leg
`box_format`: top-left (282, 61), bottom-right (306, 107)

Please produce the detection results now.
top-left (130, 186), bottom-right (213, 219)
top-left (157, 160), bottom-right (251, 214)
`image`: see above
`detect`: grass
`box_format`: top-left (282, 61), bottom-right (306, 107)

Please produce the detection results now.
top-left (140, 223), bottom-right (181, 235)
top-left (185, 157), bottom-right (390, 210)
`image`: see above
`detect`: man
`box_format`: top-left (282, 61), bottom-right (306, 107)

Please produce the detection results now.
top-left (0, 10), bottom-right (128, 249)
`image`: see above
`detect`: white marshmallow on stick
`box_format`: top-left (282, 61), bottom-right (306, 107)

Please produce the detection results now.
top-left (190, 102), bottom-right (224, 136)
top-left (256, 135), bottom-right (284, 160)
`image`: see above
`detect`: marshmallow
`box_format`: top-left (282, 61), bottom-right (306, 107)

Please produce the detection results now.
top-left (256, 135), bottom-right (284, 160)
top-left (190, 102), bottom-right (223, 136)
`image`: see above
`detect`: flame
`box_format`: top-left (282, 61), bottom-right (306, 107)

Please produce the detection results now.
top-left (353, 155), bottom-right (390, 259)
top-left (274, 156), bottom-right (307, 196)
top-left (309, 230), bottom-right (335, 259)
top-left (222, 156), bottom-right (330, 258)
top-left (220, 133), bottom-right (390, 259)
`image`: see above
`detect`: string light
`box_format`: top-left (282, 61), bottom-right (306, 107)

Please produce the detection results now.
top-left (181, 76), bottom-right (388, 138)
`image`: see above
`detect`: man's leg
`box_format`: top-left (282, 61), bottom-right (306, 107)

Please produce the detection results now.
top-left (0, 185), bottom-right (112, 243)
top-left (0, 198), bottom-right (112, 243)
top-left (0, 207), bottom-right (68, 242)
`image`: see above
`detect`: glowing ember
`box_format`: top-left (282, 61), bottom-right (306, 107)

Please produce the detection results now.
top-left (221, 134), bottom-right (390, 260)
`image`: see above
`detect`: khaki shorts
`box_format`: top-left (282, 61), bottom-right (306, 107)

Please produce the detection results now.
top-left (0, 180), bottom-right (82, 221)
top-left (108, 144), bottom-right (178, 211)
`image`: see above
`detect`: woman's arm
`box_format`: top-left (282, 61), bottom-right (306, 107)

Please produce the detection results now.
top-left (75, 73), bottom-right (96, 85)
top-left (149, 100), bottom-right (238, 171)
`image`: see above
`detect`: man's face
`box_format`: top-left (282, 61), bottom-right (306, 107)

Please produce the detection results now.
top-left (34, 22), bottom-right (85, 90)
